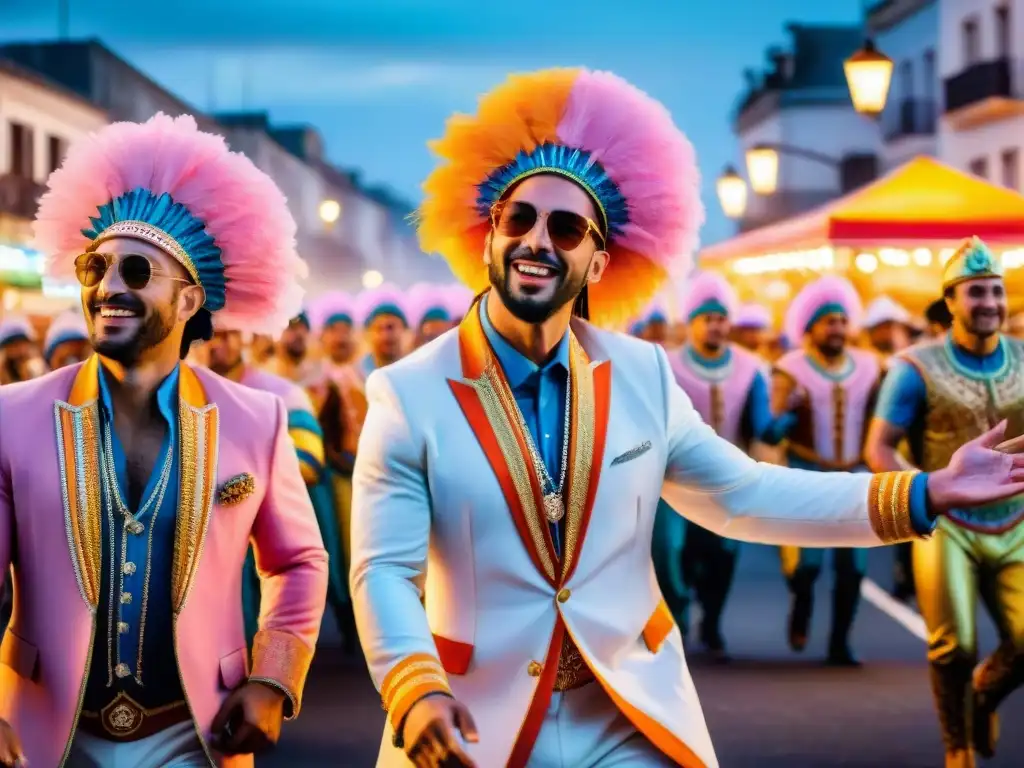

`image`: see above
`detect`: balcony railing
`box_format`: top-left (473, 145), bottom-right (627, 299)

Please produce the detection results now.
top-left (0, 174), bottom-right (45, 219)
top-left (882, 98), bottom-right (937, 141)
top-left (944, 57), bottom-right (1015, 114)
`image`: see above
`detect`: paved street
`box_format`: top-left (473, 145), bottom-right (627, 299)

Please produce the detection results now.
top-left (262, 544), bottom-right (1024, 767)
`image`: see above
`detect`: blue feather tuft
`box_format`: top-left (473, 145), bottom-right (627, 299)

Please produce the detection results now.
top-left (475, 142), bottom-right (629, 238)
top-left (80, 187), bottom-right (227, 312)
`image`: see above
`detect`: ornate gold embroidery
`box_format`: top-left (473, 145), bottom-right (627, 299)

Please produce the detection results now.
top-left (560, 336), bottom-right (596, 584)
top-left (474, 371), bottom-right (558, 583)
top-left (251, 628), bottom-right (318, 718)
top-left (553, 633), bottom-right (594, 691)
top-left (54, 401), bottom-right (102, 610)
top-left (171, 399), bottom-right (219, 614)
top-left (868, 470), bottom-right (919, 544)
top-left (217, 473), bottom-right (255, 506)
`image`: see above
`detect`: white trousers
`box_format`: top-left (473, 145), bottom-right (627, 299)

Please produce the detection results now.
top-left (527, 684), bottom-right (676, 767)
top-left (67, 720), bottom-right (207, 768)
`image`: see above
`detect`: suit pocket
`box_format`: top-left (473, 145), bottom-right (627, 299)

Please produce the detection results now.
top-left (219, 647), bottom-right (250, 690)
top-left (0, 629), bottom-right (38, 681)
top-left (641, 600), bottom-right (674, 654)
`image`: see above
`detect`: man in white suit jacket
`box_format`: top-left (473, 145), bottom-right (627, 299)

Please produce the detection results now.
top-left (349, 68), bottom-right (1024, 768)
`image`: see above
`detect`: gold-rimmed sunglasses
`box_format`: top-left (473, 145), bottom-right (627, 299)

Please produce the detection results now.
top-left (490, 200), bottom-right (606, 251)
top-left (74, 252), bottom-right (193, 291)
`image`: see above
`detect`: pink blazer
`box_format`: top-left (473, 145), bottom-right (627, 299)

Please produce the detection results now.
top-left (0, 356), bottom-right (328, 767)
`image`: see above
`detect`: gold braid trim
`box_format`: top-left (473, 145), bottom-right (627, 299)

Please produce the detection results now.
top-left (868, 470), bottom-right (920, 544)
top-left (380, 653), bottom-right (452, 734)
top-left (250, 629), bottom-right (316, 719)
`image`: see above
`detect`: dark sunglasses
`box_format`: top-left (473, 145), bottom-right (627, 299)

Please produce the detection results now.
top-left (491, 200), bottom-right (605, 251)
top-left (74, 252), bottom-right (193, 291)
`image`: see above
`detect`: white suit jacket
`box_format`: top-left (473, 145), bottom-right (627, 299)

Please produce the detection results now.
top-left (350, 310), bottom-right (917, 768)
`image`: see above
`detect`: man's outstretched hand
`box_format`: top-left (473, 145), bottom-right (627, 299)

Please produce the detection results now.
top-left (403, 693), bottom-right (479, 768)
top-left (928, 420), bottom-right (1024, 511)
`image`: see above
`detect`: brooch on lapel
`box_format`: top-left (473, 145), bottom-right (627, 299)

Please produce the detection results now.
top-left (217, 473), bottom-right (256, 506)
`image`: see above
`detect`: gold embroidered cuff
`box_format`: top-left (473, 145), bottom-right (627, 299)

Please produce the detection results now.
top-left (868, 470), bottom-right (919, 544)
top-left (250, 629), bottom-right (315, 719)
top-left (380, 653), bottom-right (452, 735)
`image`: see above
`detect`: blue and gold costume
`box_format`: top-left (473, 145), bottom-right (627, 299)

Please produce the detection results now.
top-left (873, 238), bottom-right (1024, 761)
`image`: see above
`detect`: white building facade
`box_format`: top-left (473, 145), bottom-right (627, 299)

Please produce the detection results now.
top-left (0, 61), bottom-right (108, 315)
top-left (939, 0), bottom-right (1024, 190)
top-left (871, 0), bottom-right (940, 169)
top-left (732, 24), bottom-right (882, 232)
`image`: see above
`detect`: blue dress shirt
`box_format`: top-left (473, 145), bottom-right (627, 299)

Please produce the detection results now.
top-left (479, 296), bottom-right (570, 554)
top-left (84, 364), bottom-right (186, 711)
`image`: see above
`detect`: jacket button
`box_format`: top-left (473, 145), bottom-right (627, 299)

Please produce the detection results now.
top-left (556, 588), bottom-right (571, 603)
top-left (527, 661), bottom-right (542, 677)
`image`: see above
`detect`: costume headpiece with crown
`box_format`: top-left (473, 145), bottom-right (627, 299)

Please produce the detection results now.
top-left (34, 113), bottom-right (307, 338)
top-left (43, 309), bottom-right (89, 362)
top-left (679, 271), bottom-right (738, 322)
top-left (418, 68), bottom-right (703, 328)
top-left (785, 275), bottom-right (863, 348)
top-left (355, 284), bottom-right (409, 328)
top-left (942, 236), bottom-right (1003, 292)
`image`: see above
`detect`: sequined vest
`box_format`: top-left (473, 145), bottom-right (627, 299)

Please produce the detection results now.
top-left (670, 344), bottom-right (761, 448)
top-left (901, 336), bottom-right (1024, 533)
top-left (774, 348), bottom-right (880, 470)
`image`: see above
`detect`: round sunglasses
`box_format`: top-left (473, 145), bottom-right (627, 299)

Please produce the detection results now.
top-left (74, 252), bottom-right (193, 291)
top-left (491, 200), bottom-right (606, 251)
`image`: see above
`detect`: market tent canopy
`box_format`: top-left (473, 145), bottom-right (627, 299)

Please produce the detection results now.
top-left (700, 156), bottom-right (1024, 262)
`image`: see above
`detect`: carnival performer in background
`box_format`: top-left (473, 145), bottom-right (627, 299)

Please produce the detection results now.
top-left (0, 314), bottom-right (45, 385)
top-left (730, 302), bottom-right (772, 355)
top-left (313, 292), bottom-right (359, 372)
top-left (353, 284), bottom-right (409, 381)
top-left (407, 283), bottom-right (454, 350)
top-left (0, 114), bottom-right (328, 768)
top-left (205, 321), bottom-right (347, 652)
top-left (263, 309), bottom-right (354, 650)
top-left (668, 271), bottom-right (785, 661)
top-left (866, 237), bottom-right (1024, 768)
top-left (771, 276), bottom-right (880, 667)
top-left (862, 296), bottom-right (913, 360)
top-left (346, 68), bottom-right (1021, 768)
top-left (925, 296), bottom-right (955, 339)
top-left (43, 308), bottom-right (92, 370)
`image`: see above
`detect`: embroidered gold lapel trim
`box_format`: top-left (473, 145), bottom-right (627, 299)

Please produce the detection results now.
top-left (55, 355), bottom-right (103, 610)
top-left (171, 363), bottom-right (219, 614)
top-left (449, 300), bottom-right (609, 586)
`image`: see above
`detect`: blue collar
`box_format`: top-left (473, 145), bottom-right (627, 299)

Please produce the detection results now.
top-left (479, 294), bottom-right (570, 389)
top-left (687, 344), bottom-right (732, 369)
top-left (98, 362), bottom-right (180, 427)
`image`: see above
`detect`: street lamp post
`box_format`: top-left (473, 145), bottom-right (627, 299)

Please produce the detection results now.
top-left (844, 39), bottom-right (894, 117)
top-left (716, 165), bottom-right (748, 220)
top-left (744, 143), bottom-right (844, 197)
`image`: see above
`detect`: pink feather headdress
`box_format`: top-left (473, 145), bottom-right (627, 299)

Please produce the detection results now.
top-left (444, 284), bottom-right (475, 320)
top-left (0, 314), bottom-right (35, 347)
top-left (406, 283), bottom-right (452, 329)
top-left (308, 291), bottom-right (357, 333)
top-left (785, 276), bottom-right (863, 348)
top-left (678, 271), bottom-right (738, 322)
top-left (733, 303), bottom-right (773, 330)
top-left (354, 283), bottom-right (409, 327)
top-left (43, 309), bottom-right (88, 360)
top-left (418, 68), bottom-right (704, 328)
top-left (33, 113), bottom-right (307, 335)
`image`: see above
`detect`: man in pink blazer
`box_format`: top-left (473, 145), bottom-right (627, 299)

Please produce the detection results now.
top-left (0, 114), bottom-right (327, 768)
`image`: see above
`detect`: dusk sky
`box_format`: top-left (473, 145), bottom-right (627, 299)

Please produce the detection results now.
top-left (3, 0), bottom-right (865, 246)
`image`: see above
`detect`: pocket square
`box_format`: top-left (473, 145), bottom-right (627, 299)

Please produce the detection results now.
top-left (611, 441), bottom-right (652, 466)
top-left (217, 473), bottom-right (256, 506)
